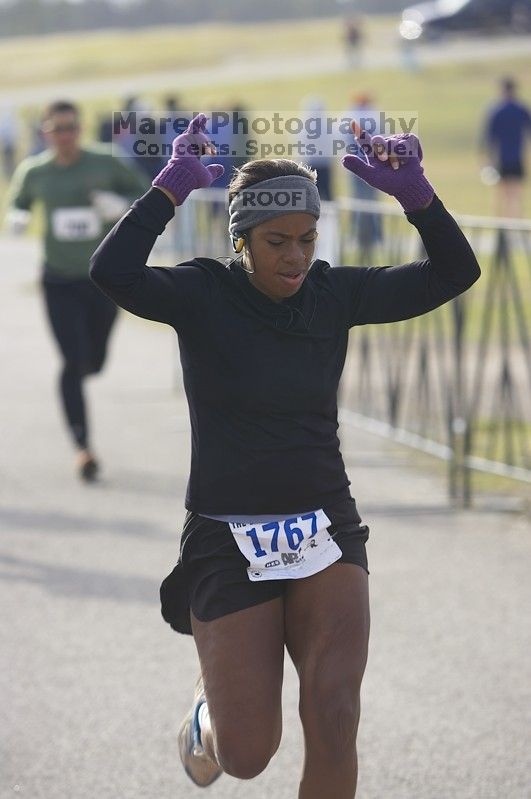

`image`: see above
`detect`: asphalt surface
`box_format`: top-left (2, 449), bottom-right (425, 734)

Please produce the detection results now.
top-left (1, 234), bottom-right (531, 799)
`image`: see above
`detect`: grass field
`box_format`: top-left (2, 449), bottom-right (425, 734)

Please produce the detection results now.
top-left (0, 18), bottom-right (346, 90)
top-left (1, 16), bottom-right (531, 216)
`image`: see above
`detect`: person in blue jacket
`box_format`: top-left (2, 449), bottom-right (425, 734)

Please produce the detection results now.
top-left (482, 77), bottom-right (531, 217)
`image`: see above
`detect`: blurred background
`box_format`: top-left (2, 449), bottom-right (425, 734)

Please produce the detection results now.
top-left (1, 0), bottom-right (529, 505)
top-left (0, 0), bottom-right (531, 215)
top-left (1, 2), bottom-right (531, 798)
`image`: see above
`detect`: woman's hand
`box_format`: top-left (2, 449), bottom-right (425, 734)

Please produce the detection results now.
top-left (152, 113), bottom-right (224, 206)
top-left (342, 123), bottom-right (434, 212)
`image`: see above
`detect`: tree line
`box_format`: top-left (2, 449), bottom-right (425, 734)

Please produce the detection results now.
top-left (0, 0), bottom-right (410, 39)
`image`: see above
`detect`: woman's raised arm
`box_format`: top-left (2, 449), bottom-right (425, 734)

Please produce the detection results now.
top-left (90, 113), bottom-right (224, 327)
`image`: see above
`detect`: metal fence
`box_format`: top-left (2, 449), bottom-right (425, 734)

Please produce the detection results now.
top-left (160, 190), bottom-right (531, 506)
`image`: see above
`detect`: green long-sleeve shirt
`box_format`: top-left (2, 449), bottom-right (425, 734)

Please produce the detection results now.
top-left (8, 144), bottom-right (149, 279)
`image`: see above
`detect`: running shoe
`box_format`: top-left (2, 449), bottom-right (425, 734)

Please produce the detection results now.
top-left (178, 674), bottom-right (223, 787)
top-left (77, 451), bottom-right (99, 482)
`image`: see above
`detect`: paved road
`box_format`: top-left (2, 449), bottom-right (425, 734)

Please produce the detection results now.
top-left (1, 235), bottom-right (530, 799)
top-left (3, 33), bottom-right (531, 109)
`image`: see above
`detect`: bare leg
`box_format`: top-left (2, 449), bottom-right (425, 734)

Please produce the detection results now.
top-left (506, 179), bottom-right (524, 218)
top-left (285, 563), bottom-right (370, 799)
top-left (190, 596), bottom-right (285, 779)
top-left (497, 178), bottom-right (524, 218)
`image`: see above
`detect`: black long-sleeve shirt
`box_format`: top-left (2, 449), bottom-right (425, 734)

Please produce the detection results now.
top-left (90, 189), bottom-right (480, 515)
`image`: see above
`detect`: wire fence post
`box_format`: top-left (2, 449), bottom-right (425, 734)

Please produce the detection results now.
top-left (450, 295), bottom-right (472, 507)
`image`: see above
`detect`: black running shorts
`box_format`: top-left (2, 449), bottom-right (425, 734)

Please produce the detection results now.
top-left (499, 162), bottom-right (525, 179)
top-left (160, 498), bottom-right (369, 635)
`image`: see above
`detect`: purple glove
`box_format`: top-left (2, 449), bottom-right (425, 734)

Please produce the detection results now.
top-left (152, 113), bottom-right (224, 205)
top-left (342, 127), bottom-right (434, 212)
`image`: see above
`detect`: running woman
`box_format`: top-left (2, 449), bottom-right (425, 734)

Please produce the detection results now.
top-left (6, 100), bottom-right (148, 481)
top-left (90, 114), bottom-right (480, 797)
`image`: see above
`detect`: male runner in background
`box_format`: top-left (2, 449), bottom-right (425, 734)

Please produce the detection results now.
top-left (6, 100), bottom-right (149, 481)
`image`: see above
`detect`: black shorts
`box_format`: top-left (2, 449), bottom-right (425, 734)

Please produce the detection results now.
top-left (160, 498), bottom-right (369, 635)
top-left (499, 162), bottom-right (525, 179)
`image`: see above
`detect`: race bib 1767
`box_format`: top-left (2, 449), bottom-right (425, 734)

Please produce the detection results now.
top-left (228, 509), bottom-right (342, 582)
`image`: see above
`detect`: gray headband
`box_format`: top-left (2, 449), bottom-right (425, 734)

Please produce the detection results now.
top-left (228, 175), bottom-right (320, 239)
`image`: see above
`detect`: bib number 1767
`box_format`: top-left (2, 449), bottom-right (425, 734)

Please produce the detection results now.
top-left (245, 513), bottom-right (319, 558)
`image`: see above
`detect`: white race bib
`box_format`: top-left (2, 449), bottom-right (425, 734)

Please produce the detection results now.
top-left (228, 509), bottom-right (341, 582)
top-left (51, 207), bottom-right (102, 241)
